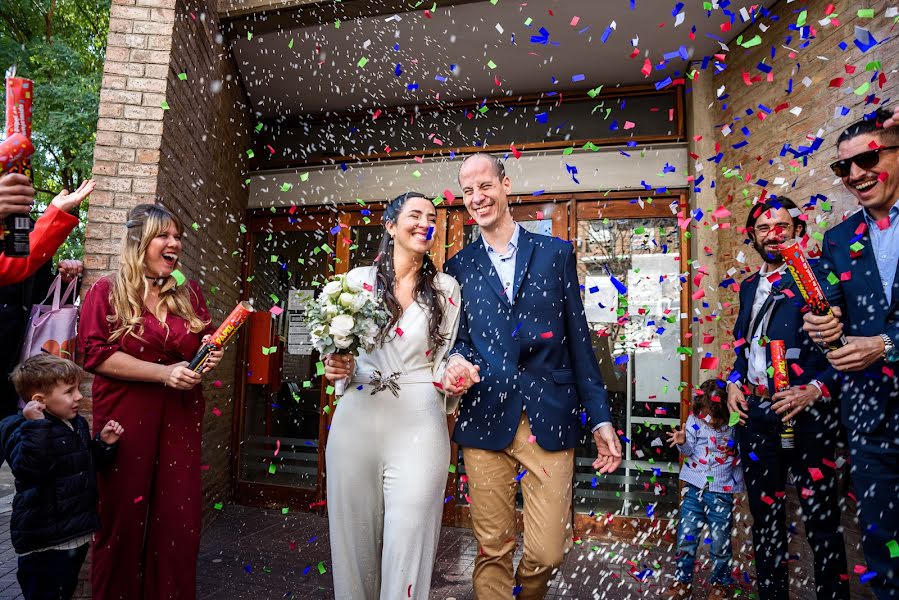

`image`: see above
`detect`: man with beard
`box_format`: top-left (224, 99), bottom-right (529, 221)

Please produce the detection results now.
top-left (803, 106), bottom-right (899, 599)
top-left (727, 196), bottom-right (848, 600)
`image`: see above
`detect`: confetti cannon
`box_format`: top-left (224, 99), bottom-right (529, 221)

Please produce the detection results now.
top-left (188, 301), bottom-right (254, 372)
top-left (780, 240), bottom-right (847, 350)
top-left (769, 339), bottom-right (794, 449)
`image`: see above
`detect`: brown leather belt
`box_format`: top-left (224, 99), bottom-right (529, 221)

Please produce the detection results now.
top-left (750, 384), bottom-right (772, 400)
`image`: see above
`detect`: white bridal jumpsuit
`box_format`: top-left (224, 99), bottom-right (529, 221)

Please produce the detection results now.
top-left (326, 266), bottom-right (461, 600)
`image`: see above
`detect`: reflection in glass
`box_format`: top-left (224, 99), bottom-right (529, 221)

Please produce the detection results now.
top-left (240, 230), bottom-right (328, 489)
top-left (574, 218), bottom-right (683, 518)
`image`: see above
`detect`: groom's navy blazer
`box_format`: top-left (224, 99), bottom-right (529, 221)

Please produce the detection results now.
top-left (814, 210), bottom-right (899, 434)
top-left (444, 229), bottom-right (612, 452)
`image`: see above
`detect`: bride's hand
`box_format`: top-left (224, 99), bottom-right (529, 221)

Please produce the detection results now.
top-left (324, 353), bottom-right (354, 382)
top-left (443, 356), bottom-right (480, 395)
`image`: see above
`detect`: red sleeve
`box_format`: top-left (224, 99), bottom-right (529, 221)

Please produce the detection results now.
top-left (0, 205), bottom-right (78, 286)
top-left (77, 277), bottom-right (120, 372)
top-left (189, 280), bottom-right (216, 337)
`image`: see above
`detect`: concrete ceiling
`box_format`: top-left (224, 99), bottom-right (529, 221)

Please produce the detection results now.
top-left (228, 0), bottom-right (777, 119)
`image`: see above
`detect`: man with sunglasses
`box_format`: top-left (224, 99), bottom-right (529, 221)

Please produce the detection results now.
top-left (804, 106), bottom-right (899, 600)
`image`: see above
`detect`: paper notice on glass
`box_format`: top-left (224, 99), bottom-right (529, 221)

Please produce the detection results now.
top-left (584, 276), bottom-right (619, 323)
top-left (287, 289), bottom-right (315, 355)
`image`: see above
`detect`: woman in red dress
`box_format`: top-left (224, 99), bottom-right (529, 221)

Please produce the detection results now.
top-left (77, 203), bottom-right (223, 599)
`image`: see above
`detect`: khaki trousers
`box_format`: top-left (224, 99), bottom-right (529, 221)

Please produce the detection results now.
top-left (462, 413), bottom-right (575, 600)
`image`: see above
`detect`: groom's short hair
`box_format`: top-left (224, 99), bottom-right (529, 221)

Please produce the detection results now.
top-left (458, 153), bottom-right (506, 184)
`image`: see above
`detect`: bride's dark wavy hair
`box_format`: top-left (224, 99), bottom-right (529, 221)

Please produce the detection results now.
top-left (375, 191), bottom-right (447, 350)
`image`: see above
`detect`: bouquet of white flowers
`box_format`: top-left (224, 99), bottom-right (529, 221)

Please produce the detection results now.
top-left (306, 272), bottom-right (389, 395)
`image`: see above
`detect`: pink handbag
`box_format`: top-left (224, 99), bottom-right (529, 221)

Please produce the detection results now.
top-left (19, 275), bottom-right (80, 363)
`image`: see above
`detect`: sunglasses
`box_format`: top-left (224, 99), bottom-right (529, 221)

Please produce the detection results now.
top-left (830, 145), bottom-right (899, 177)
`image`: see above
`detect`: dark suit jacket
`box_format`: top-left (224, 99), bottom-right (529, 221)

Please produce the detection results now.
top-left (814, 210), bottom-right (899, 433)
top-left (729, 269), bottom-right (838, 434)
top-left (444, 229), bottom-right (612, 452)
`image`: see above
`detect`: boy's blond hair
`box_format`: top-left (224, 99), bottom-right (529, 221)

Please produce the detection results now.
top-left (10, 354), bottom-right (83, 401)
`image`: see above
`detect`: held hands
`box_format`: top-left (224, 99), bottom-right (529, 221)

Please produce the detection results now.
top-left (726, 382), bottom-right (749, 426)
top-left (324, 353), bottom-right (355, 382)
top-left (0, 173), bottom-right (35, 220)
top-left (442, 355), bottom-right (481, 395)
top-left (199, 335), bottom-right (224, 373)
top-left (50, 179), bottom-right (95, 214)
top-left (666, 426), bottom-right (686, 448)
top-left (592, 424), bottom-right (622, 474)
top-left (99, 420), bottom-right (124, 445)
top-left (771, 385), bottom-right (821, 422)
top-left (160, 361), bottom-right (202, 390)
top-left (22, 400), bottom-right (45, 420)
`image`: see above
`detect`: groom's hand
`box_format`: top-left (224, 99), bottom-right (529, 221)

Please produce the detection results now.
top-left (443, 356), bottom-right (480, 395)
top-left (592, 424), bottom-right (622, 474)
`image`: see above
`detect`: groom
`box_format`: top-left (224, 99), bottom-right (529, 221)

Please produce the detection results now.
top-left (442, 153), bottom-right (621, 600)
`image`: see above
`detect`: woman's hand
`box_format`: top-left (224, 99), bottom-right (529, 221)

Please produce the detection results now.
top-left (324, 353), bottom-right (354, 382)
top-left (159, 361), bottom-right (203, 390)
top-left (200, 335), bottom-right (224, 373)
top-left (771, 384), bottom-right (821, 422)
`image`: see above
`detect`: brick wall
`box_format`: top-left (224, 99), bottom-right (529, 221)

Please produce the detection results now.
top-left (86, 0), bottom-right (251, 525)
top-left (703, 1), bottom-right (898, 597)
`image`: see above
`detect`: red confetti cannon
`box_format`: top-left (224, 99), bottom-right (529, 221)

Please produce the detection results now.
top-left (780, 240), bottom-right (847, 350)
top-left (770, 339), bottom-right (795, 449)
top-left (188, 301), bottom-right (254, 372)
top-left (0, 133), bottom-right (34, 174)
top-left (4, 71), bottom-right (35, 257)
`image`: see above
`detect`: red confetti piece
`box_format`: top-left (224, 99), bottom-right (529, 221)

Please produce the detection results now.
top-left (809, 467), bottom-right (824, 481)
top-left (845, 64), bottom-right (856, 74)
top-left (700, 356), bottom-right (719, 370)
top-left (539, 331), bottom-right (554, 339)
top-left (274, 439), bottom-right (281, 457)
top-left (213, 380), bottom-right (222, 388)
top-left (761, 495), bottom-right (775, 506)
top-left (800, 487), bottom-right (814, 499)
top-left (134, 496), bottom-right (144, 504)
top-left (510, 143), bottom-right (521, 159)
top-left (822, 458), bottom-right (837, 469)
top-left (395, 327), bottom-right (404, 336)
top-left (363, 282), bottom-right (373, 291)
top-left (829, 77), bottom-right (844, 87)
top-left (878, 172), bottom-right (889, 182)
top-left (641, 58), bottom-right (652, 77)
top-left (840, 272), bottom-right (852, 281)
top-left (854, 564), bottom-right (867, 575)
top-left (212, 407), bottom-right (222, 417)
top-left (443, 188), bottom-right (456, 205)
top-left (200, 464), bottom-right (210, 471)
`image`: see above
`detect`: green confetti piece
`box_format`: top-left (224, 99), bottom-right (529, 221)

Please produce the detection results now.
top-left (586, 85), bottom-right (603, 98)
top-left (317, 561), bottom-right (327, 575)
top-left (321, 244), bottom-right (333, 254)
top-left (854, 82), bottom-right (871, 95)
top-left (524, 17), bottom-right (532, 26)
top-left (280, 182), bottom-right (293, 192)
top-left (850, 241), bottom-right (865, 252)
top-left (315, 361), bottom-right (325, 376)
top-left (178, 72), bottom-right (187, 81)
top-left (239, 224), bottom-right (247, 234)
top-left (300, 172), bottom-right (309, 182)
top-left (255, 122), bottom-right (264, 132)
top-left (160, 100), bottom-right (170, 110)
top-left (270, 255), bottom-right (278, 263)
top-left (887, 539), bottom-right (899, 558)
top-left (322, 404), bottom-right (330, 413)
top-left (247, 31), bottom-right (252, 41)
top-left (703, 1), bottom-right (713, 8)
top-left (171, 269), bottom-right (186, 286)
top-left (288, 38), bottom-right (294, 49)
top-left (246, 149), bottom-right (255, 158)
top-left (269, 293), bottom-right (280, 303)
top-left (191, 222), bottom-right (199, 231)
top-left (334, 19), bottom-right (340, 28)
top-left (214, 502), bottom-right (223, 510)
top-left (866, 61), bottom-right (882, 71)
top-left (729, 412), bottom-right (741, 426)
top-left (210, 286), bottom-right (218, 295)
top-left (487, 60), bottom-right (497, 69)
top-left (412, 170), bottom-right (421, 178)
top-left (827, 272), bottom-right (840, 286)
top-left (282, 507), bottom-right (290, 514)
top-left (811, 231), bottom-right (824, 241)
top-left (325, 385), bottom-right (334, 394)
top-left (740, 34), bottom-right (762, 48)
top-left (303, 380), bottom-right (312, 388)
top-left (857, 8), bottom-right (875, 18)
top-left (448, 464), bottom-right (457, 473)
top-left (562, 147), bottom-right (574, 155)
top-left (268, 463), bottom-right (276, 474)
top-left (357, 56), bottom-right (369, 68)
top-left (797, 10), bottom-right (807, 26)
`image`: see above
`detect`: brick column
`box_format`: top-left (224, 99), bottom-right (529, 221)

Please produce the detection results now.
top-left (86, 0), bottom-right (175, 285)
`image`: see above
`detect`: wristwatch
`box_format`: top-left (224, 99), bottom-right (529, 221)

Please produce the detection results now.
top-left (880, 334), bottom-right (899, 363)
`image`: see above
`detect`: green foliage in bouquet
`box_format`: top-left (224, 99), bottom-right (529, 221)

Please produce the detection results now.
top-left (306, 273), bottom-right (389, 356)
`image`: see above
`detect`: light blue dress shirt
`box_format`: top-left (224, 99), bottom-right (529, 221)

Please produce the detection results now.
top-left (482, 223), bottom-right (521, 302)
top-left (676, 414), bottom-right (745, 493)
top-left (863, 203), bottom-right (899, 305)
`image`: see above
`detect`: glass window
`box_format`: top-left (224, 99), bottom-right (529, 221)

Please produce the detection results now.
top-left (573, 217), bottom-right (683, 518)
top-left (240, 230), bottom-right (329, 489)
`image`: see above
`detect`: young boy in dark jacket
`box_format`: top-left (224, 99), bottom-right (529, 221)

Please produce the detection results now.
top-left (0, 354), bottom-right (123, 600)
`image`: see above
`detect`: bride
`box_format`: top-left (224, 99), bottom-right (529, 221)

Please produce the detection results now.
top-left (324, 191), bottom-right (461, 599)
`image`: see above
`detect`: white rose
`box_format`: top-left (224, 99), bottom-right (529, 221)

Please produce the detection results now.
top-left (323, 303), bottom-right (339, 318)
top-left (330, 314), bottom-right (355, 337)
top-left (364, 321), bottom-right (380, 338)
top-left (323, 280), bottom-right (343, 298)
top-left (338, 292), bottom-right (358, 309)
top-left (333, 334), bottom-right (353, 349)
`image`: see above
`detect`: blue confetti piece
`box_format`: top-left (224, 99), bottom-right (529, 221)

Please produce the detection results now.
top-left (601, 26), bottom-right (613, 44)
top-left (571, 73), bottom-right (585, 82)
top-left (614, 354), bottom-right (629, 365)
top-left (861, 572), bottom-right (878, 584)
top-left (672, 2), bottom-right (684, 16)
top-left (435, 74), bottom-right (447, 82)
top-left (513, 586), bottom-right (523, 596)
top-left (407, 83), bottom-right (418, 90)
top-left (535, 112), bottom-right (548, 123)
top-left (610, 275), bottom-right (627, 295)
top-left (329, 226), bottom-right (341, 235)
top-left (426, 226), bottom-right (435, 240)
top-left (244, 564), bottom-right (252, 574)
top-left (394, 63), bottom-right (402, 76)
top-left (515, 469), bottom-right (528, 482)
top-left (749, 452), bottom-right (759, 461)
top-left (655, 77), bottom-right (673, 90)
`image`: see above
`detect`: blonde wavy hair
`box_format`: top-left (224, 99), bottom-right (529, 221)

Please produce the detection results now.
top-left (107, 203), bottom-right (210, 342)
